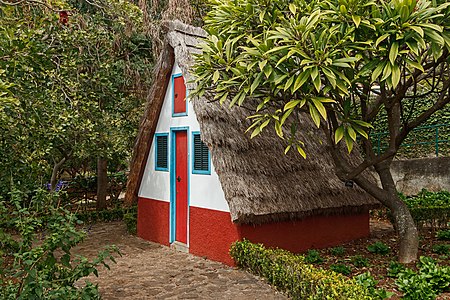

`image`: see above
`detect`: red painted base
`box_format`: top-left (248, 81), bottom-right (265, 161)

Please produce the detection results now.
top-left (137, 197), bottom-right (370, 266)
top-left (190, 207), bottom-right (369, 266)
top-left (137, 197), bottom-right (170, 246)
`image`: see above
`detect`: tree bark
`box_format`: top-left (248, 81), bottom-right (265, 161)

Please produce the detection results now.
top-left (374, 160), bottom-right (419, 264)
top-left (50, 157), bottom-right (66, 191)
top-left (96, 157), bottom-right (108, 211)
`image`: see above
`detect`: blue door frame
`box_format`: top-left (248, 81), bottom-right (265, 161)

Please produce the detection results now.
top-left (169, 126), bottom-right (190, 244)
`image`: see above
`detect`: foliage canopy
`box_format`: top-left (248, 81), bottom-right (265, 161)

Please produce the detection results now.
top-left (194, 0), bottom-right (450, 156)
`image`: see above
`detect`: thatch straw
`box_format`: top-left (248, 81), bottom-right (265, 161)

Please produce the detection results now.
top-left (193, 98), bottom-right (378, 224)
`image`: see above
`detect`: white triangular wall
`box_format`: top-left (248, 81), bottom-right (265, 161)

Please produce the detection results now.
top-left (138, 63), bottom-right (229, 213)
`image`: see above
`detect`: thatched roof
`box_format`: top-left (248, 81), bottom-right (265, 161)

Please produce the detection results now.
top-left (126, 20), bottom-right (379, 224)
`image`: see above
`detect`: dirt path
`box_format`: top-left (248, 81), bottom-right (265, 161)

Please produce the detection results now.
top-left (73, 221), bottom-right (286, 300)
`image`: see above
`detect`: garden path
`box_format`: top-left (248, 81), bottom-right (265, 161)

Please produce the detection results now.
top-left (73, 221), bottom-right (286, 300)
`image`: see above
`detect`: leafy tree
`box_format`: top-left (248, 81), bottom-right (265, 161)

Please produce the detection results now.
top-left (0, 0), bottom-right (153, 206)
top-left (193, 0), bottom-right (450, 263)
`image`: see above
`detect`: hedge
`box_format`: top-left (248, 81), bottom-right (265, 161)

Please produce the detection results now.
top-left (400, 190), bottom-right (450, 229)
top-left (75, 206), bottom-right (137, 224)
top-left (230, 240), bottom-right (372, 300)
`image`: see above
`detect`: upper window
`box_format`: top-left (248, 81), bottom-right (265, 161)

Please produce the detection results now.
top-left (172, 74), bottom-right (187, 116)
top-left (155, 133), bottom-right (169, 171)
top-left (192, 132), bottom-right (210, 175)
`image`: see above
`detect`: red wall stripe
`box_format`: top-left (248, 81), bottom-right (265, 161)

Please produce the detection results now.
top-left (137, 198), bottom-right (370, 266)
top-left (137, 197), bottom-right (170, 246)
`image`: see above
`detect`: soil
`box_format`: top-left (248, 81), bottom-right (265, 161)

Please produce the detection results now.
top-left (313, 219), bottom-right (450, 299)
top-left (73, 220), bottom-right (450, 299)
top-left (73, 221), bottom-right (286, 300)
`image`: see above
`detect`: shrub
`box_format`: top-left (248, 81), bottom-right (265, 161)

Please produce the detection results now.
top-left (230, 240), bottom-right (372, 299)
top-left (123, 211), bottom-right (137, 235)
top-left (304, 249), bottom-right (324, 264)
top-left (398, 190), bottom-right (450, 229)
top-left (0, 189), bottom-right (119, 299)
top-left (436, 229), bottom-right (450, 241)
top-left (355, 272), bottom-right (394, 300)
top-left (367, 242), bottom-right (390, 255)
top-left (431, 244), bottom-right (450, 255)
top-left (395, 256), bottom-right (450, 299)
top-left (330, 264), bottom-right (352, 276)
top-left (329, 246), bottom-right (346, 256)
top-left (76, 206), bottom-right (137, 224)
top-left (351, 255), bottom-right (369, 268)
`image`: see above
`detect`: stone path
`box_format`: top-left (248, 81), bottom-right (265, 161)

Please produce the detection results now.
top-left (73, 222), bottom-right (286, 300)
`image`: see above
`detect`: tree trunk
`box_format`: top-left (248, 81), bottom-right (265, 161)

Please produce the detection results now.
top-left (96, 157), bottom-right (108, 211)
top-left (50, 157), bottom-right (66, 191)
top-left (375, 160), bottom-right (419, 264)
top-left (328, 139), bottom-right (419, 263)
top-left (389, 195), bottom-right (419, 263)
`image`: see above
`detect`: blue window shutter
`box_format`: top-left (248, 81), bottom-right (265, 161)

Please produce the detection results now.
top-left (193, 133), bottom-right (210, 174)
top-left (155, 134), bottom-right (168, 171)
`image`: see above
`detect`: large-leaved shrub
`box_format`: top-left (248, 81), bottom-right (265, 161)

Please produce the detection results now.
top-left (0, 189), bottom-right (119, 299)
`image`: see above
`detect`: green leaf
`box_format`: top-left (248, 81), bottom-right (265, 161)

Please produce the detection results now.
top-left (420, 23), bottom-right (442, 33)
top-left (389, 42), bottom-right (398, 65)
top-left (284, 145), bottom-right (291, 154)
top-left (371, 61), bottom-right (385, 82)
top-left (309, 104), bottom-right (321, 128)
top-left (336, 78), bottom-right (349, 95)
top-left (250, 126), bottom-right (261, 139)
top-left (409, 26), bottom-right (424, 37)
top-left (381, 63), bottom-right (392, 82)
top-left (424, 28), bottom-right (445, 46)
top-left (352, 15), bottom-right (361, 28)
top-left (353, 126), bottom-right (369, 139)
top-left (213, 70), bottom-right (220, 83)
top-left (352, 120), bottom-right (374, 128)
top-left (292, 70), bottom-right (310, 92)
top-left (259, 118), bottom-right (270, 131)
top-left (313, 75), bottom-right (321, 92)
top-left (251, 72), bottom-right (263, 94)
top-left (281, 108), bottom-right (294, 125)
top-left (321, 67), bottom-right (336, 88)
top-left (284, 100), bottom-right (302, 111)
top-left (263, 64), bottom-right (272, 78)
top-left (312, 98), bottom-right (327, 120)
top-left (275, 121), bottom-right (283, 138)
top-left (217, 92), bottom-right (228, 104)
top-left (289, 3), bottom-right (296, 14)
top-left (375, 34), bottom-right (389, 47)
top-left (344, 132), bottom-right (354, 153)
top-left (335, 126), bottom-right (344, 143)
top-left (406, 40), bottom-right (419, 55)
top-left (347, 126), bottom-right (357, 141)
top-left (296, 145), bottom-right (306, 158)
top-left (391, 63), bottom-right (401, 88)
top-left (274, 74), bottom-right (289, 85)
top-left (284, 75), bottom-right (295, 91)
top-left (245, 119), bottom-right (261, 133)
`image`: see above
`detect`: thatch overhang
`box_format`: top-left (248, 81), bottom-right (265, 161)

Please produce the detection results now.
top-left (126, 20), bottom-right (379, 224)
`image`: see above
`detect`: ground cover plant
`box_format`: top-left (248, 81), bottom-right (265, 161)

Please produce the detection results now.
top-left (293, 218), bottom-right (450, 299)
top-left (437, 229), bottom-right (450, 241)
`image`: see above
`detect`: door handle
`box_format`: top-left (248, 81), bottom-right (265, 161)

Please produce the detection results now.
top-left (176, 176), bottom-right (181, 182)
